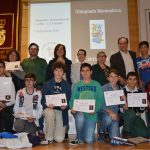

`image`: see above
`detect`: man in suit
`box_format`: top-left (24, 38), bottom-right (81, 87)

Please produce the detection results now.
top-left (110, 37), bottom-right (137, 85)
top-left (71, 49), bottom-right (86, 85)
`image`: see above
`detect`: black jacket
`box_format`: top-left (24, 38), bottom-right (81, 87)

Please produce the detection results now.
top-left (110, 51), bottom-right (137, 79)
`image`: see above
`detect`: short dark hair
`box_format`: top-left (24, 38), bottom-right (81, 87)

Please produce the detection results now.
top-left (108, 68), bottom-right (120, 77)
top-left (52, 61), bottom-right (66, 73)
top-left (0, 61), bottom-right (5, 68)
top-left (80, 63), bottom-right (92, 71)
top-left (126, 72), bottom-right (138, 80)
top-left (54, 44), bottom-right (66, 58)
top-left (118, 37), bottom-right (128, 44)
top-left (139, 41), bottom-right (149, 48)
top-left (7, 49), bottom-right (20, 61)
top-left (77, 49), bottom-right (86, 56)
top-left (25, 73), bottom-right (36, 81)
top-left (28, 43), bottom-right (39, 51)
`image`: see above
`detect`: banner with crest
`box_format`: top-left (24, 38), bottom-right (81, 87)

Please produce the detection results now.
top-left (0, 0), bottom-right (19, 61)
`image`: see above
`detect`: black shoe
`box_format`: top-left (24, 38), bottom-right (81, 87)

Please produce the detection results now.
top-left (69, 140), bottom-right (83, 145)
top-left (97, 132), bottom-right (105, 143)
top-left (122, 130), bottom-right (132, 139)
top-left (65, 133), bottom-right (68, 139)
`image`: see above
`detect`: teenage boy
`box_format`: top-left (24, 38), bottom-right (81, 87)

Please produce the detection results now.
top-left (41, 62), bottom-right (71, 144)
top-left (98, 69), bottom-right (121, 142)
top-left (0, 61), bottom-right (15, 132)
top-left (121, 72), bottom-right (148, 138)
top-left (136, 41), bottom-right (150, 87)
top-left (69, 63), bottom-right (104, 145)
top-left (13, 73), bottom-right (43, 134)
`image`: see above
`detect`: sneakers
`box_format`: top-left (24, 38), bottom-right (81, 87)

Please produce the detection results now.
top-left (97, 132), bottom-right (105, 142)
top-left (69, 140), bottom-right (83, 145)
top-left (40, 140), bottom-right (53, 145)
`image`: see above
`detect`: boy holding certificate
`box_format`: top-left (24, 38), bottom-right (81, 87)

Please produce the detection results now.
top-left (0, 61), bottom-right (16, 132)
top-left (69, 63), bottom-right (104, 145)
top-left (98, 69), bottom-right (121, 142)
top-left (121, 72), bottom-right (148, 138)
top-left (13, 73), bottom-right (43, 134)
top-left (41, 62), bottom-right (71, 144)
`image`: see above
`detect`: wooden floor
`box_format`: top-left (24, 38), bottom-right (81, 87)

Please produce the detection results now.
top-left (1, 139), bottom-right (150, 150)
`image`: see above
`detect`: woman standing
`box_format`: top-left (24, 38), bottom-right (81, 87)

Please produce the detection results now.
top-left (45, 44), bottom-right (72, 84)
top-left (92, 51), bottom-right (110, 86)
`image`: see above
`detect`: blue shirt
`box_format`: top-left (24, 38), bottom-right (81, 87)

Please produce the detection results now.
top-left (136, 56), bottom-right (150, 85)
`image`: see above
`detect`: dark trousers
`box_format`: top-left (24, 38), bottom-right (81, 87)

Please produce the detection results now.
top-left (0, 106), bottom-right (14, 132)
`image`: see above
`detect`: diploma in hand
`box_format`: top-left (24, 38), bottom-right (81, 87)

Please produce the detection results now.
top-left (5, 61), bottom-right (20, 71)
top-left (73, 99), bottom-right (95, 113)
top-left (46, 93), bottom-right (67, 106)
top-left (127, 93), bottom-right (148, 107)
top-left (104, 90), bottom-right (125, 106)
top-left (0, 77), bottom-right (12, 101)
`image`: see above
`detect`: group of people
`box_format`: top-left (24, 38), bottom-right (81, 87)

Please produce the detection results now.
top-left (0, 36), bottom-right (150, 146)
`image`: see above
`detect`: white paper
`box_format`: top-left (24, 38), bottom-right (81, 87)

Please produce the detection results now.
top-left (5, 61), bottom-right (20, 71)
top-left (127, 93), bottom-right (148, 107)
top-left (73, 99), bottom-right (95, 113)
top-left (46, 93), bottom-right (67, 106)
top-left (14, 112), bottom-right (31, 119)
top-left (104, 90), bottom-right (125, 106)
top-left (0, 77), bottom-right (12, 101)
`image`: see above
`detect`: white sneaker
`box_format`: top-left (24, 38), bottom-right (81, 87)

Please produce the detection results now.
top-left (40, 140), bottom-right (53, 145)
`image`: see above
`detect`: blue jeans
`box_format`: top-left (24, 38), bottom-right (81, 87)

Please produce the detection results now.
top-left (98, 111), bottom-right (120, 138)
top-left (74, 112), bottom-right (96, 144)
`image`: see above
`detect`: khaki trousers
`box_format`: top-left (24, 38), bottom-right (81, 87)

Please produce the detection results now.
top-left (43, 108), bottom-right (66, 142)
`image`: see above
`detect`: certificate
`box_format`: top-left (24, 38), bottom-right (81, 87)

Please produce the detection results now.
top-left (45, 93), bottom-right (67, 106)
top-left (73, 99), bottom-right (95, 113)
top-left (127, 93), bottom-right (148, 107)
top-left (104, 90), bottom-right (125, 106)
top-left (5, 61), bottom-right (20, 71)
top-left (0, 77), bottom-right (12, 101)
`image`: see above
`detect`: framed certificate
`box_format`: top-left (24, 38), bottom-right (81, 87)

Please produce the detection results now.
top-left (127, 93), bottom-right (148, 107)
top-left (5, 61), bottom-right (20, 71)
top-left (73, 99), bottom-right (95, 113)
top-left (45, 93), bottom-right (67, 106)
top-left (104, 90), bottom-right (125, 106)
top-left (0, 77), bottom-right (12, 101)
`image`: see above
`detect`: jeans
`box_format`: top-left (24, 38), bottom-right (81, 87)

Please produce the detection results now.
top-left (98, 111), bottom-right (120, 138)
top-left (74, 112), bottom-right (96, 144)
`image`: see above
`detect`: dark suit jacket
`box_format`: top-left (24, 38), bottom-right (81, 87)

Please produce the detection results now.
top-left (110, 51), bottom-right (137, 79)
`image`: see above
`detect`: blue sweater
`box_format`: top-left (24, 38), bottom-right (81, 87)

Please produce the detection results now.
top-left (41, 78), bottom-right (71, 126)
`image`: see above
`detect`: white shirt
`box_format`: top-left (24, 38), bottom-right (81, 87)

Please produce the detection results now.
top-left (14, 88), bottom-right (43, 126)
top-left (120, 50), bottom-right (135, 75)
top-left (71, 62), bottom-right (84, 85)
